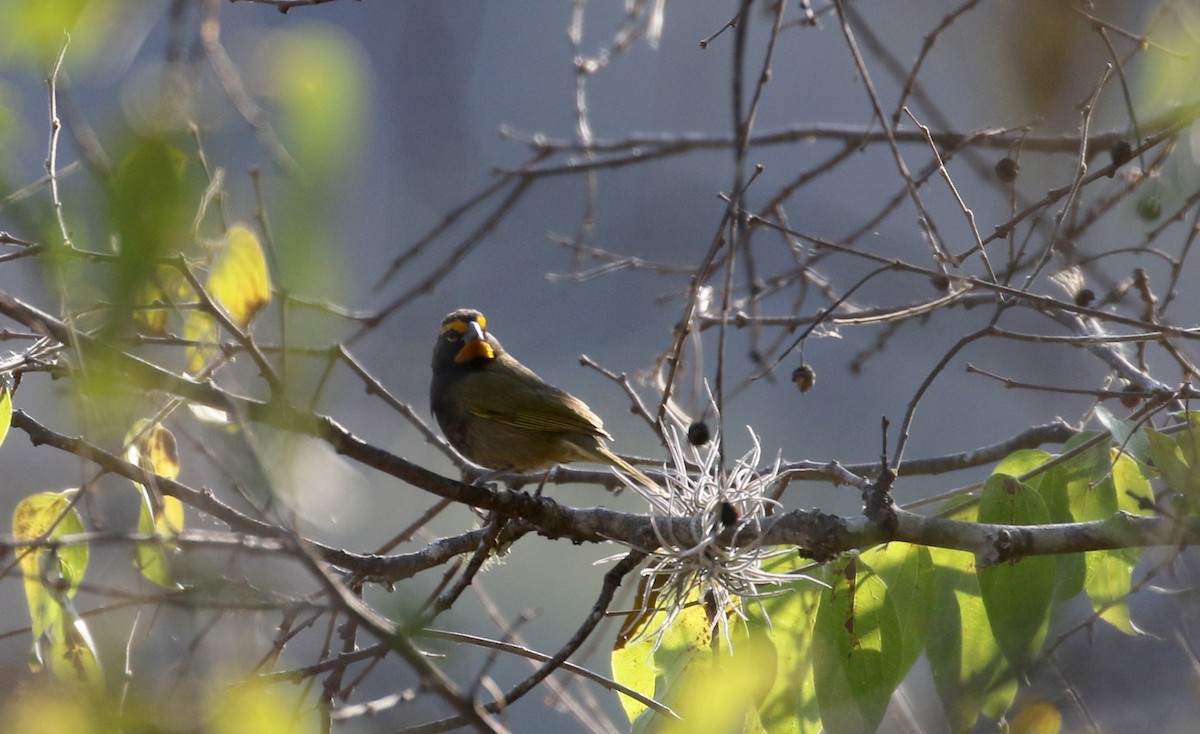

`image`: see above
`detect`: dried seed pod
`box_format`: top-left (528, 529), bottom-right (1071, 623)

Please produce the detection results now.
top-left (792, 364), bottom-right (816, 393)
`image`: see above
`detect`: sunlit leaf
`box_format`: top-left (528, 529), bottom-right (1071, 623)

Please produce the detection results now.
top-left (1057, 445), bottom-right (1152, 634)
top-left (12, 491), bottom-right (89, 640)
top-left (1094, 404), bottom-right (1150, 463)
top-left (207, 224), bottom-right (271, 328)
top-left (125, 420), bottom-right (181, 481)
top-left (0, 682), bottom-right (102, 734)
top-left (184, 311), bottom-right (220, 376)
top-left (125, 420), bottom-right (184, 589)
top-left (751, 554), bottom-right (823, 734)
top-left (613, 583), bottom-right (710, 728)
top-left (185, 224), bottom-right (272, 375)
top-left (207, 677), bottom-right (318, 734)
top-left (1146, 427), bottom-right (1191, 496)
top-left (1140, 13), bottom-right (1200, 119)
top-left (12, 490), bottom-right (97, 685)
top-left (1080, 451), bottom-right (1152, 634)
top-left (0, 384), bottom-right (11, 449)
top-left (1008, 699), bottom-right (1063, 734)
top-left (44, 600), bottom-right (103, 686)
top-left (654, 623), bottom-right (775, 734)
top-left (1169, 420), bottom-right (1200, 499)
top-left (863, 542), bottom-right (933, 675)
top-left (1000, 450), bottom-right (1086, 602)
top-left (813, 558), bottom-right (903, 734)
top-left (927, 547), bottom-right (1016, 733)
top-left (976, 475), bottom-right (1055, 673)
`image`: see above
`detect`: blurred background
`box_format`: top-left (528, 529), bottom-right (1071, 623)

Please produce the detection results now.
top-left (2, 0), bottom-right (1200, 731)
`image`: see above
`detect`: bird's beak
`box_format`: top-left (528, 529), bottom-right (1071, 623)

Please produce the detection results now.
top-left (455, 320), bottom-right (496, 363)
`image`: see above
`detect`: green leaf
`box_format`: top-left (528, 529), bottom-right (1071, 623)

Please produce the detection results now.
top-left (1093, 404), bottom-right (1150, 463)
top-left (976, 475), bottom-right (1055, 673)
top-left (993, 448), bottom-right (1055, 479)
top-left (926, 547), bottom-right (1016, 733)
top-left (613, 584), bottom-right (710, 729)
top-left (654, 624), bottom-right (776, 734)
top-left (613, 584), bottom-right (777, 734)
top-left (992, 450), bottom-right (1086, 601)
top-left (1146, 428), bottom-right (1192, 496)
top-left (861, 542), bottom-right (933, 676)
top-left (751, 555), bottom-right (824, 734)
top-left (813, 558), bottom-right (903, 734)
top-left (107, 137), bottom-right (192, 326)
top-left (1059, 446), bottom-right (1152, 634)
top-left (1081, 452), bottom-right (1152, 634)
top-left (0, 0), bottom-right (123, 67)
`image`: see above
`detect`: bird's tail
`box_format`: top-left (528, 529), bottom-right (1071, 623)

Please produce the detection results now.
top-left (596, 445), bottom-right (661, 494)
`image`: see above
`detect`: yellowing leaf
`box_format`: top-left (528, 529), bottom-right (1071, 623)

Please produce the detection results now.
top-left (1009, 699), bottom-right (1063, 734)
top-left (208, 677), bottom-right (318, 734)
top-left (12, 491), bottom-right (98, 685)
top-left (654, 628), bottom-right (775, 734)
top-left (125, 421), bottom-right (184, 589)
top-left (184, 310), bottom-right (220, 375)
top-left (0, 384), bottom-right (11, 449)
top-left (133, 266), bottom-right (190, 336)
top-left (13, 491), bottom-right (89, 640)
top-left (612, 583), bottom-right (709, 729)
top-left (0, 0), bottom-right (122, 68)
top-left (185, 225), bottom-right (272, 375)
top-left (44, 601), bottom-right (103, 686)
top-left (125, 420), bottom-right (181, 481)
top-left (751, 556), bottom-right (823, 734)
top-left (208, 224), bottom-right (272, 327)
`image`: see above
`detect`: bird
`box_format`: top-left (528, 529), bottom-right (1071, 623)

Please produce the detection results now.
top-left (430, 308), bottom-right (658, 491)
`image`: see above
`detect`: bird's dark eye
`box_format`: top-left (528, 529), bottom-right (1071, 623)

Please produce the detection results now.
top-left (443, 331), bottom-right (460, 342)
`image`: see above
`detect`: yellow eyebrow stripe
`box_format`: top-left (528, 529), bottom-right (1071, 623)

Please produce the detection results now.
top-left (440, 314), bottom-right (487, 335)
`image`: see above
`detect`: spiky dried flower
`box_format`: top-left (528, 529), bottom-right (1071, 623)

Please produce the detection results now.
top-left (610, 426), bottom-right (824, 651)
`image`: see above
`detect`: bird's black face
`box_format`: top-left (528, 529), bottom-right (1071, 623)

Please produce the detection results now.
top-left (434, 309), bottom-right (497, 371)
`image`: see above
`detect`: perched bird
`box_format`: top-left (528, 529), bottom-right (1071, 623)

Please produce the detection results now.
top-left (430, 308), bottom-right (657, 491)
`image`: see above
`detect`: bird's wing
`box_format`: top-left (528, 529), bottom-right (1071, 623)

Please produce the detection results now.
top-left (457, 362), bottom-right (612, 439)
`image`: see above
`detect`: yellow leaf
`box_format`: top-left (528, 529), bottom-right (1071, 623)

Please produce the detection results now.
top-left (133, 266), bottom-right (190, 336)
top-left (1009, 700), bottom-right (1062, 734)
top-left (208, 224), bottom-right (272, 328)
top-left (125, 420), bottom-right (184, 588)
top-left (208, 677), bottom-right (318, 734)
top-left (12, 491), bottom-right (88, 640)
top-left (183, 310), bottom-right (219, 376)
top-left (125, 420), bottom-right (181, 481)
top-left (0, 384), bottom-right (11, 449)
